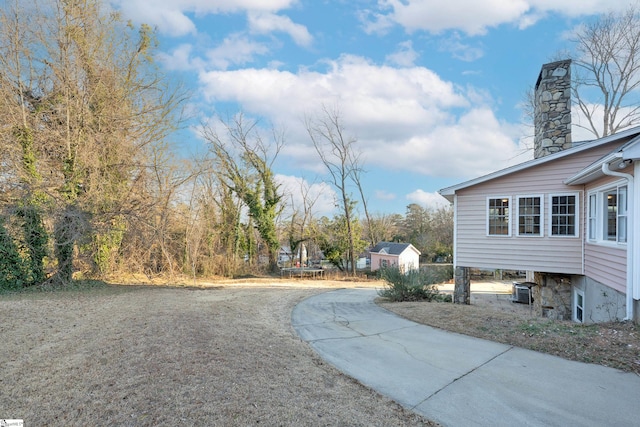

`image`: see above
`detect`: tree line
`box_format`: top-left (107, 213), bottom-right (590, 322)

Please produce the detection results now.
top-left (2, 0), bottom-right (639, 288)
top-left (0, 0), bottom-right (453, 287)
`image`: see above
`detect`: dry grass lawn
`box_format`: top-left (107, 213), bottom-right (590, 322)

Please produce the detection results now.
top-left (1, 279), bottom-right (433, 426)
top-left (379, 282), bottom-right (640, 375)
top-left (4, 277), bottom-right (640, 426)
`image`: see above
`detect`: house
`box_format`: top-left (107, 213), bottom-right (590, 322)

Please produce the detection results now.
top-left (277, 246), bottom-right (293, 266)
top-left (370, 242), bottom-right (421, 273)
top-left (440, 60), bottom-right (640, 323)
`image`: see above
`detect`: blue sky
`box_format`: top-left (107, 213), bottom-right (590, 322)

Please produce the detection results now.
top-left (111, 0), bottom-right (632, 217)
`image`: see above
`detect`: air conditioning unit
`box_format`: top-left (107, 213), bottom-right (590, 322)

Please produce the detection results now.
top-left (512, 282), bottom-right (535, 304)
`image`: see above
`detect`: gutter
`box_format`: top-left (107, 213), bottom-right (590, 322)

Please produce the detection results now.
top-left (601, 159), bottom-right (634, 321)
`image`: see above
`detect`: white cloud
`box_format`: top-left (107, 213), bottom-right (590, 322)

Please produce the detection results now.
top-left (406, 189), bottom-right (450, 209)
top-left (157, 44), bottom-right (206, 71)
top-left (276, 175), bottom-right (337, 218)
top-left (364, 0), bottom-right (634, 36)
top-left (205, 34), bottom-right (270, 70)
top-left (375, 190), bottom-right (397, 201)
top-left (198, 54), bottom-right (521, 180)
top-left (112, 0), bottom-right (300, 36)
top-left (438, 33), bottom-right (484, 62)
top-left (248, 12), bottom-right (313, 47)
top-left (365, 107), bottom-right (522, 178)
top-left (385, 40), bottom-right (419, 67)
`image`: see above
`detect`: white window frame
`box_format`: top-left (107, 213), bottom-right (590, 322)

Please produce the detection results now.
top-left (573, 288), bottom-right (585, 323)
top-left (548, 193), bottom-right (579, 238)
top-left (516, 194), bottom-right (544, 237)
top-left (586, 182), bottom-right (628, 246)
top-left (486, 196), bottom-right (511, 237)
top-left (588, 193), bottom-right (597, 241)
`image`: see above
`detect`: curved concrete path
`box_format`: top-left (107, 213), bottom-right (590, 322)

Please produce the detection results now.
top-left (292, 288), bottom-right (640, 427)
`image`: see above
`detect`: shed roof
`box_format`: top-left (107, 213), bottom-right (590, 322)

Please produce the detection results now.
top-left (370, 242), bottom-right (420, 256)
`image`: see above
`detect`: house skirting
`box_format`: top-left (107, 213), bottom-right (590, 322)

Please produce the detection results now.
top-left (574, 276), bottom-right (628, 323)
top-left (532, 272), bottom-right (630, 323)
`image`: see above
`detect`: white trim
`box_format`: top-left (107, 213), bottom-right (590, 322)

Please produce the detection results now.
top-left (486, 196), bottom-right (512, 237)
top-left (634, 163), bottom-right (640, 301)
top-left (587, 192), bottom-right (597, 241)
top-left (573, 287), bottom-right (585, 323)
top-left (440, 126), bottom-right (640, 201)
top-left (548, 192), bottom-right (580, 238)
top-left (516, 194), bottom-right (544, 237)
top-left (585, 180), bottom-right (628, 247)
top-left (601, 162), bottom-right (635, 320)
top-left (453, 194), bottom-right (458, 268)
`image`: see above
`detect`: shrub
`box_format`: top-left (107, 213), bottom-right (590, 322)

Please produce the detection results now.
top-left (0, 217), bottom-right (26, 291)
top-left (377, 266), bottom-right (451, 302)
top-left (16, 205), bottom-right (48, 285)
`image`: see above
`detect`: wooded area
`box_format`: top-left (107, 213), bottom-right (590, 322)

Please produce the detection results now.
top-left (0, 0), bottom-right (453, 288)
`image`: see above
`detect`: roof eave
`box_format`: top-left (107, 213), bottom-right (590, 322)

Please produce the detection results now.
top-left (564, 133), bottom-right (640, 185)
top-left (439, 126), bottom-right (640, 196)
top-left (564, 153), bottom-right (621, 185)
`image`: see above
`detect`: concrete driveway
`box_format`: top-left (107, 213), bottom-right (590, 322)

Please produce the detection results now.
top-left (292, 288), bottom-right (640, 426)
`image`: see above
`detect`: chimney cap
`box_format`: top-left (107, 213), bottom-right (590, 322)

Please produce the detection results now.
top-left (535, 59), bottom-right (572, 90)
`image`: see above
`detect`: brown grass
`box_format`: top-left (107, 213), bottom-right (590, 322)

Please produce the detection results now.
top-left (379, 290), bottom-right (640, 375)
top-left (4, 277), bottom-right (639, 426)
top-left (0, 280), bottom-right (434, 426)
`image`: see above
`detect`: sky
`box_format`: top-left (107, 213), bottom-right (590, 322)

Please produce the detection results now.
top-left (110, 0), bottom-right (635, 218)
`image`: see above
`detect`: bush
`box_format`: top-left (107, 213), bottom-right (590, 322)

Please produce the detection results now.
top-left (377, 266), bottom-right (451, 302)
top-left (0, 217), bottom-right (26, 291)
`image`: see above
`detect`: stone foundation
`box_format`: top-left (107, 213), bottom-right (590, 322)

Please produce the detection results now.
top-left (533, 272), bottom-right (572, 320)
top-left (454, 266), bottom-right (470, 304)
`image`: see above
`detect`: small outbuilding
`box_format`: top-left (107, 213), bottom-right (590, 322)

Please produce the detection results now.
top-left (369, 242), bottom-right (420, 273)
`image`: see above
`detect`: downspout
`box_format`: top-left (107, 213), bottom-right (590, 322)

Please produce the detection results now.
top-left (601, 161), bottom-right (634, 321)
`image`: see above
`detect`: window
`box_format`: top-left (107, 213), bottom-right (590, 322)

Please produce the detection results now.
top-left (487, 197), bottom-right (510, 236)
top-left (588, 193), bottom-right (597, 240)
top-left (587, 184), bottom-right (627, 244)
top-left (574, 289), bottom-right (584, 323)
top-left (517, 196), bottom-right (543, 236)
top-left (549, 194), bottom-right (578, 237)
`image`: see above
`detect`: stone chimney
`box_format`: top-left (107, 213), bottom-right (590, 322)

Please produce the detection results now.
top-left (534, 60), bottom-right (572, 159)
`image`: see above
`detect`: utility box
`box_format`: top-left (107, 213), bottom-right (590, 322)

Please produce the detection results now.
top-left (512, 281), bottom-right (535, 304)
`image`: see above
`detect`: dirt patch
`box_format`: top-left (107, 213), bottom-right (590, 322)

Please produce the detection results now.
top-left (1, 281), bottom-right (433, 426)
top-left (379, 282), bottom-right (640, 375)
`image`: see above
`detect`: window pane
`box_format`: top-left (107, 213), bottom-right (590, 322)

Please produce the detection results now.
top-left (488, 198), bottom-right (509, 235)
top-left (618, 186), bottom-right (627, 243)
top-left (518, 196), bottom-right (541, 235)
top-left (588, 194), bottom-right (596, 240)
top-left (551, 195), bottom-right (576, 236)
top-left (605, 190), bottom-right (617, 241)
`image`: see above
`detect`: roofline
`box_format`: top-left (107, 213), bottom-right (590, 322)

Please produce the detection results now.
top-left (563, 152), bottom-right (622, 185)
top-left (439, 126), bottom-right (640, 201)
top-left (564, 133), bottom-right (640, 185)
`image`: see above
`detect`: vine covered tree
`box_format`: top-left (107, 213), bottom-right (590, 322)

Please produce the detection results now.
top-left (0, 0), bottom-right (185, 283)
top-left (201, 114), bottom-right (284, 271)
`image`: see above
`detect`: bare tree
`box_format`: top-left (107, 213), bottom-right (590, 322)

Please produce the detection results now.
top-left (570, 5), bottom-right (640, 137)
top-left (365, 212), bottom-right (403, 245)
top-left (284, 177), bottom-right (322, 267)
top-left (306, 105), bottom-right (361, 275)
